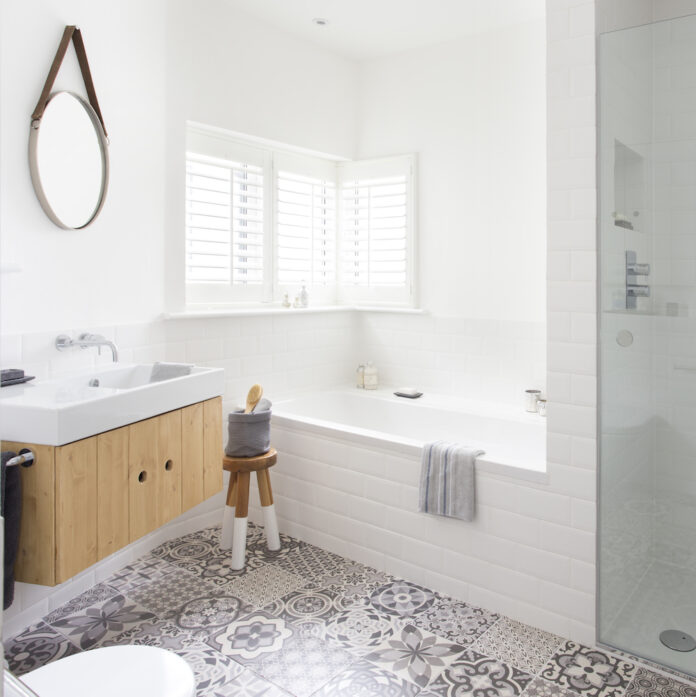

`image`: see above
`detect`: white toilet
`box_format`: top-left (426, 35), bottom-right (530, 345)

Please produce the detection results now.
top-left (11, 645), bottom-right (195, 697)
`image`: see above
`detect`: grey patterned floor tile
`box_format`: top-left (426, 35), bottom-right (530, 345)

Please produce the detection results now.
top-left (43, 582), bottom-right (119, 624)
top-left (401, 592), bottom-right (500, 646)
top-left (364, 622), bottom-right (465, 689)
top-left (247, 531), bottom-right (306, 563)
top-left (101, 618), bottom-right (204, 650)
top-left (474, 616), bottom-right (564, 673)
top-left (226, 566), bottom-right (305, 607)
top-left (369, 579), bottom-right (436, 619)
top-left (48, 593), bottom-right (156, 650)
top-left (129, 568), bottom-right (225, 618)
top-left (423, 647), bottom-right (533, 697)
top-left (152, 524), bottom-right (266, 585)
top-left (4, 622), bottom-right (80, 677)
top-left (263, 587), bottom-right (341, 632)
top-left (524, 676), bottom-right (584, 697)
top-left (245, 633), bottom-right (354, 697)
top-left (540, 641), bottom-right (636, 697)
top-left (173, 642), bottom-right (246, 694)
top-left (323, 606), bottom-right (398, 656)
top-left (624, 667), bottom-right (696, 697)
top-left (318, 560), bottom-right (393, 608)
top-left (273, 544), bottom-right (347, 587)
top-left (208, 667), bottom-right (293, 696)
top-left (312, 658), bottom-right (421, 696)
top-left (207, 610), bottom-right (297, 662)
top-left (105, 554), bottom-right (179, 593)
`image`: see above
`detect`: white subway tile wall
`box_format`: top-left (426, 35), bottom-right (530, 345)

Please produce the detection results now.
top-left (0, 1), bottom-right (600, 647)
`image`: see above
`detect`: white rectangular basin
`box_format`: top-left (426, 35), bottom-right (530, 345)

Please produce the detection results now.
top-left (0, 363), bottom-right (225, 446)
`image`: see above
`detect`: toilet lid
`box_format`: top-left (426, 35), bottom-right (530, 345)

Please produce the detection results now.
top-left (21, 645), bottom-right (196, 697)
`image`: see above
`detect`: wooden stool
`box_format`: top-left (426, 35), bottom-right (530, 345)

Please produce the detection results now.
top-left (220, 448), bottom-right (280, 570)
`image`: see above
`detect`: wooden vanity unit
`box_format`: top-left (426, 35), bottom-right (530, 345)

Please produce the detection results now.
top-left (2, 396), bottom-right (222, 586)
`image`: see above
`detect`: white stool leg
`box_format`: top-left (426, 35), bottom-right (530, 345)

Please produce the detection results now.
top-left (263, 503), bottom-right (281, 551)
top-left (257, 468), bottom-right (281, 551)
top-left (230, 517), bottom-right (248, 570)
top-left (220, 473), bottom-right (237, 550)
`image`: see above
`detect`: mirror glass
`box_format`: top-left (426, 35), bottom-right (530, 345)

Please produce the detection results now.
top-left (29, 91), bottom-right (108, 229)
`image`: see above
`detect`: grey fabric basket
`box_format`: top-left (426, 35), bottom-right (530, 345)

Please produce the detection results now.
top-left (225, 399), bottom-right (272, 458)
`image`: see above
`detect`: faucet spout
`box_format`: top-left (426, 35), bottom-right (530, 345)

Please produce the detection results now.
top-left (55, 333), bottom-right (119, 362)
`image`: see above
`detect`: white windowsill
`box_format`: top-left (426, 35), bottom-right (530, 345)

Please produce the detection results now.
top-left (162, 306), bottom-right (427, 320)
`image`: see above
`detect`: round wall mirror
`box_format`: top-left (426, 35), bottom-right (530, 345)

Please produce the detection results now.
top-left (29, 91), bottom-right (109, 229)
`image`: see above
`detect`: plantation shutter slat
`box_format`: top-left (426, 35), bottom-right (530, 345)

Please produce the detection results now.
top-left (185, 157), bottom-right (264, 286)
top-left (341, 174), bottom-right (409, 288)
top-left (276, 170), bottom-right (336, 286)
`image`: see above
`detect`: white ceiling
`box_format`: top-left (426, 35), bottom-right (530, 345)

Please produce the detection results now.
top-left (224, 0), bottom-right (546, 60)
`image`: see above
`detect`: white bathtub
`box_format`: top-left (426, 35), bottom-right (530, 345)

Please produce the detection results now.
top-left (274, 388), bottom-right (546, 480)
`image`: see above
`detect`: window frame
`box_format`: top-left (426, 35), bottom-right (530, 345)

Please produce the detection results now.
top-left (183, 124), bottom-right (417, 310)
top-left (337, 154), bottom-right (417, 308)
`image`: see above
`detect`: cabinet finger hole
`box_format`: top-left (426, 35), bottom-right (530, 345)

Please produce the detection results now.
top-left (138, 470), bottom-right (147, 483)
top-left (164, 459), bottom-right (173, 471)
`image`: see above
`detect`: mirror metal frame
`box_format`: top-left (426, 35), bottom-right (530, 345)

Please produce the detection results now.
top-left (28, 90), bottom-right (110, 230)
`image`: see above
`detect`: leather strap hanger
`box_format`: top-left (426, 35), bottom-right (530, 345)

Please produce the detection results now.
top-left (31, 25), bottom-right (108, 137)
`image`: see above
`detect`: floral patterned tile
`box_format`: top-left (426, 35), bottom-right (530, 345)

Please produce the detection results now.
top-left (152, 524), bottom-right (266, 585)
top-left (247, 531), bottom-right (306, 563)
top-left (369, 579), bottom-right (436, 619)
top-left (263, 587), bottom-right (342, 632)
top-left (208, 667), bottom-right (292, 696)
top-left (540, 642), bottom-right (636, 697)
top-left (43, 582), bottom-right (119, 624)
top-left (105, 554), bottom-right (179, 593)
top-left (173, 642), bottom-right (246, 694)
top-left (624, 667), bottom-right (696, 697)
top-left (364, 622), bottom-right (465, 689)
top-left (102, 618), bottom-right (202, 650)
top-left (207, 610), bottom-right (296, 662)
top-left (274, 544), bottom-right (348, 587)
top-left (4, 622), bottom-right (80, 677)
top-left (312, 659), bottom-right (421, 697)
top-left (523, 676), bottom-right (581, 697)
top-left (474, 616), bottom-right (564, 673)
top-left (246, 632), bottom-right (354, 697)
top-left (401, 593), bottom-right (500, 646)
top-left (319, 560), bottom-right (393, 608)
top-left (422, 648), bottom-right (533, 697)
top-left (129, 568), bottom-right (225, 618)
top-left (48, 593), bottom-right (156, 650)
top-left (226, 565), bottom-right (305, 608)
top-left (323, 606), bottom-right (399, 656)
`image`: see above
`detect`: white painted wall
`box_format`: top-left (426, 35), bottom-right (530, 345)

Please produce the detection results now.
top-left (0, 0), bottom-right (167, 336)
top-left (356, 22), bottom-right (547, 322)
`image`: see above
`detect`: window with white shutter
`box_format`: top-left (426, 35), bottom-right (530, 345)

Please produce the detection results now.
top-left (339, 155), bottom-right (415, 306)
top-left (183, 125), bottom-right (416, 309)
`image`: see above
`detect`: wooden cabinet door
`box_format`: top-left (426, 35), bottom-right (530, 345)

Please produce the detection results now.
top-left (203, 397), bottom-right (223, 499)
top-left (182, 402), bottom-right (205, 510)
top-left (97, 426), bottom-right (129, 560)
top-left (128, 410), bottom-right (182, 542)
top-left (55, 437), bottom-right (98, 583)
top-left (157, 409), bottom-right (182, 526)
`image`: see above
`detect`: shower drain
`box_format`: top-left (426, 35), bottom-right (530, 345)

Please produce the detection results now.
top-left (659, 630), bottom-right (696, 652)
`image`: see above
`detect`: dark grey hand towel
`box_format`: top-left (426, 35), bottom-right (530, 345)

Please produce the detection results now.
top-left (1, 451), bottom-right (22, 609)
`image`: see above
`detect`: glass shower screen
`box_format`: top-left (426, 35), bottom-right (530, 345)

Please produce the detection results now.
top-left (598, 13), bottom-right (696, 677)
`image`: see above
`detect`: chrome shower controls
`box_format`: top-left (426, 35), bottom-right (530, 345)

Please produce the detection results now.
top-left (626, 250), bottom-right (650, 309)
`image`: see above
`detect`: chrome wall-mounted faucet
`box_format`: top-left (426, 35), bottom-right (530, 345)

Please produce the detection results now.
top-left (626, 250), bottom-right (650, 309)
top-left (55, 333), bottom-right (119, 362)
